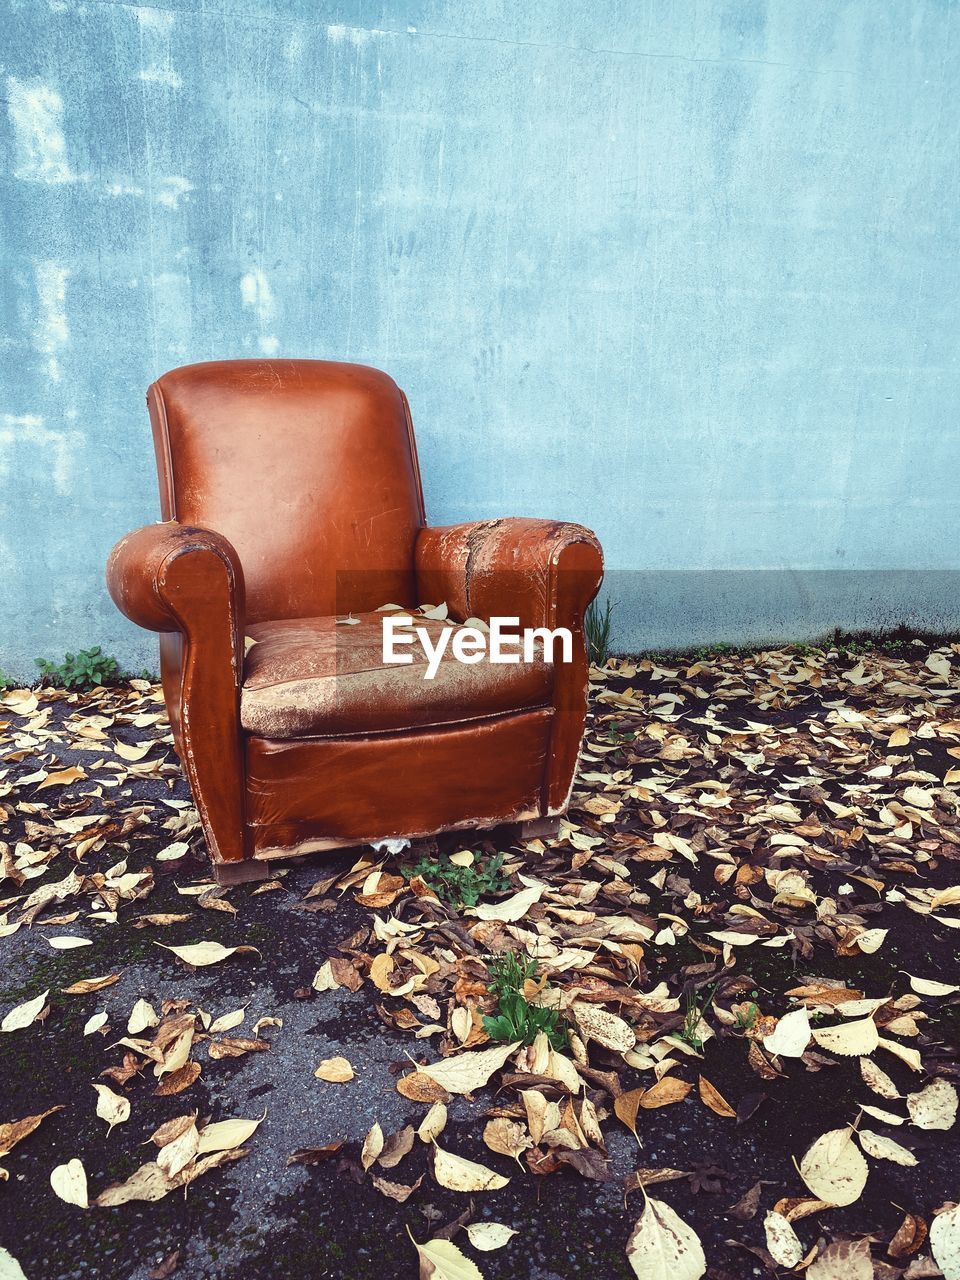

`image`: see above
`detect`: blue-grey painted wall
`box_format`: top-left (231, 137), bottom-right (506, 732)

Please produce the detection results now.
top-left (2, 0), bottom-right (959, 680)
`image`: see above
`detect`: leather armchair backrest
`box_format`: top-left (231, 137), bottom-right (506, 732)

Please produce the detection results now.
top-left (148, 359), bottom-right (425, 623)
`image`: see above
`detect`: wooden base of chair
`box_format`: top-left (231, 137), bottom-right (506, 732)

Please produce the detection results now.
top-left (210, 815), bottom-right (562, 885)
top-left (212, 858), bottom-right (274, 886)
top-left (500, 816), bottom-right (562, 844)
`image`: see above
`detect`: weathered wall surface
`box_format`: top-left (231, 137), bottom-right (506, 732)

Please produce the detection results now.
top-left (2, 0), bottom-right (958, 678)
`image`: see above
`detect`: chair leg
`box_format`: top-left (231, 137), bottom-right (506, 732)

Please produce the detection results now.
top-left (497, 816), bottom-right (563, 844)
top-left (518, 816), bottom-right (562, 841)
top-left (212, 859), bottom-right (272, 887)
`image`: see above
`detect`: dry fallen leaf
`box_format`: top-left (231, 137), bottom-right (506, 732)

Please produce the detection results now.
top-left (469, 878), bottom-right (545, 923)
top-left (1, 990), bottom-right (48, 1033)
top-left (93, 1084), bottom-right (130, 1135)
top-left (907, 1078), bottom-right (958, 1131)
top-left (859, 1057), bottom-right (901, 1100)
top-left (407, 1228), bottom-right (484, 1280)
top-left (482, 1118), bottom-right (532, 1161)
top-left (763, 1210), bottom-right (803, 1268)
top-left (433, 1145), bottom-right (510, 1192)
top-left (798, 1126), bottom-right (868, 1206)
top-left (931, 1204), bottom-right (960, 1279)
top-left (697, 1076), bottom-right (735, 1118)
top-left (464, 1223), bottom-right (517, 1252)
top-left (811, 1016), bottom-right (879, 1057)
top-left (0, 1106), bottom-right (63, 1161)
top-left (155, 942), bottom-right (260, 967)
top-left (858, 1129), bottom-right (917, 1166)
top-left (762, 1008), bottom-right (812, 1058)
top-left (625, 1194), bottom-right (706, 1279)
top-left (0, 1248), bottom-right (28, 1280)
top-left (314, 1056), bottom-right (354, 1083)
top-left (50, 1158), bottom-right (89, 1207)
top-left (196, 1112), bottom-right (265, 1155)
top-left (417, 1102), bottom-right (447, 1144)
top-left (361, 1121), bottom-right (384, 1172)
top-left (94, 1161), bottom-right (174, 1207)
top-left (572, 1002), bottom-right (636, 1052)
top-left (640, 1077), bottom-right (692, 1110)
top-left (418, 1041), bottom-right (520, 1094)
top-left (888, 1211), bottom-right (927, 1259)
top-left (805, 1239), bottom-right (872, 1279)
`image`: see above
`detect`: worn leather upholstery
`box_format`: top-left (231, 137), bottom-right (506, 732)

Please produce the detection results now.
top-left (107, 359), bottom-right (603, 880)
top-left (240, 613), bottom-right (554, 738)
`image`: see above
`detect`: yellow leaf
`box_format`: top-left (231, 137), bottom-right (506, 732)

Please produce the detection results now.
top-left (50, 1158), bottom-right (88, 1207)
top-left (433, 1145), bottom-right (509, 1192)
top-left (407, 1229), bottom-right (484, 1280)
top-left (1, 990), bottom-right (48, 1033)
top-left (0, 1106), bottom-right (63, 1159)
top-left (314, 1056), bottom-right (354, 1084)
top-left (196, 1112), bottom-right (265, 1155)
top-left (417, 1103), bottom-right (447, 1144)
top-left (626, 1196), bottom-right (706, 1279)
top-left (811, 1016), bottom-right (879, 1058)
top-left (92, 1085), bottom-right (130, 1135)
top-left (419, 1042), bottom-right (519, 1095)
top-left (798, 1127), bottom-right (868, 1206)
top-left (155, 942), bottom-right (260, 967)
top-left (361, 1122), bottom-right (383, 1171)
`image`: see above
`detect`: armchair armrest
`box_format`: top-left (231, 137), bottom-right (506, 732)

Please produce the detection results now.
top-left (107, 521), bottom-right (245, 659)
top-left (415, 518), bottom-right (603, 630)
top-left (416, 518), bottom-right (602, 815)
top-left (106, 521), bottom-right (247, 865)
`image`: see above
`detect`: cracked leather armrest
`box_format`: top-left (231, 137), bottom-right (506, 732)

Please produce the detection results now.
top-left (107, 521), bottom-right (247, 866)
top-left (415, 518), bottom-right (603, 631)
top-left (106, 521), bottom-right (245, 663)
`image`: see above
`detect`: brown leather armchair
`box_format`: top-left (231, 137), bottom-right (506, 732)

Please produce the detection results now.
top-left (107, 360), bottom-right (603, 884)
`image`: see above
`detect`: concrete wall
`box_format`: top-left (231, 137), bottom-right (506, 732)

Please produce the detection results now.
top-left (2, 0), bottom-right (959, 680)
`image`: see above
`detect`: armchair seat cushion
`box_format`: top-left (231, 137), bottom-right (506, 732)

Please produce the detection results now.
top-left (240, 613), bottom-right (554, 739)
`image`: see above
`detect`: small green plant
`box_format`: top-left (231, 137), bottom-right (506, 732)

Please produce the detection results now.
top-left (733, 1001), bottom-right (759, 1034)
top-left (35, 646), bottom-right (121, 690)
top-left (678, 980), bottom-right (718, 1050)
top-left (402, 851), bottom-right (511, 909)
top-left (0, 669), bottom-right (8, 691)
top-left (483, 952), bottom-right (567, 1050)
top-left (689, 642), bottom-right (736, 663)
top-left (604, 719), bottom-right (636, 744)
top-left (585, 597), bottom-right (614, 666)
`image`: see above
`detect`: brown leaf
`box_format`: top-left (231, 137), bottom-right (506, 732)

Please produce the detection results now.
top-left (371, 1172), bottom-right (423, 1202)
top-left (378, 1125), bottom-right (415, 1170)
top-left (396, 1072), bottom-right (451, 1104)
top-left (0, 1105), bottom-right (63, 1158)
top-left (148, 1250), bottom-right (180, 1280)
top-left (727, 1181), bottom-right (762, 1221)
top-left (614, 1088), bottom-right (644, 1136)
top-left (207, 1037), bottom-right (270, 1060)
top-left (556, 1147), bottom-right (610, 1181)
top-left (287, 1142), bottom-right (344, 1166)
top-left (624, 1167), bottom-right (690, 1194)
top-left (639, 1077), bottom-right (692, 1109)
top-left (889, 1212), bottom-right (928, 1259)
top-left (698, 1075), bottom-right (736, 1118)
top-left (60, 974), bottom-right (121, 995)
top-left (153, 1062), bottom-right (201, 1096)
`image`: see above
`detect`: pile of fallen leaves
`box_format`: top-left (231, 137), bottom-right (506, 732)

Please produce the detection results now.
top-left (0, 640), bottom-right (959, 1278)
